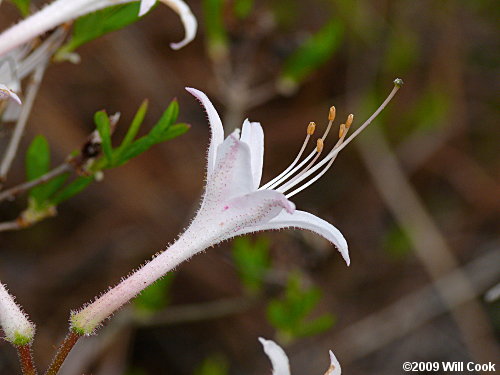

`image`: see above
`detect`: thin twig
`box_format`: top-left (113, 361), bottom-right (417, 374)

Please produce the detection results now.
top-left (17, 344), bottom-right (38, 375)
top-left (0, 220), bottom-right (21, 232)
top-left (0, 163), bottom-right (71, 202)
top-left (136, 295), bottom-right (257, 327)
top-left (44, 331), bottom-right (81, 375)
top-left (0, 63), bottom-right (48, 186)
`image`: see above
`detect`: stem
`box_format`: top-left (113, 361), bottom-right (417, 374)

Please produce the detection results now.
top-left (44, 331), bottom-right (81, 375)
top-left (0, 163), bottom-right (70, 202)
top-left (17, 344), bottom-right (37, 375)
top-left (0, 63), bottom-right (47, 185)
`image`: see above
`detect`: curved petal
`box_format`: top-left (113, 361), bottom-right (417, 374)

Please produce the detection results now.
top-left (139, 0), bottom-right (156, 16)
top-left (0, 84), bottom-right (21, 105)
top-left (234, 209), bottom-right (349, 265)
top-left (160, 0), bottom-right (198, 50)
top-left (186, 87), bottom-right (224, 177)
top-left (325, 350), bottom-right (342, 375)
top-left (240, 119), bottom-right (264, 189)
top-left (259, 338), bottom-right (291, 375)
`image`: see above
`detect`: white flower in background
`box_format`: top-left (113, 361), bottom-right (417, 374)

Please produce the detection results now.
top-left (0, 282), bottom-right (35, 345)
top-left (0, 83), bottom-right (21, 105)
top-left (0, 0), bottom-right (197, 57)
top-left (70, 82), bottom-right (401, 335)
top-left (259, 337), bottom-right (341, 375)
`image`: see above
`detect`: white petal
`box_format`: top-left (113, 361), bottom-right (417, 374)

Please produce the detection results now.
top-left (259, 338), bottom-right (291, 375)
top-left (325, 350), bottom-right (341, 375)
top-left (160, 0), bottom-right (198, 50)
top-left (240, 119), bottom-right (264, 189)
top-left (139, 0), bottom-right (156, 16)
top-left (0, 84), bottom-right (21, 105)
top-left (186, 87), bottom-right (225, 177)
top-left (204, 134), bottom-right (254, 203)
top-left (235, 210), bottom-right (349, 265)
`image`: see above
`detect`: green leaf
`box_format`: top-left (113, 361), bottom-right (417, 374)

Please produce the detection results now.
top-left (134, 273), bottom-right (175, 314)
top-left (115, 100), bottom-right (188, 165)
top-left (56, 3), bottom-right (144, 59)
top-left (9, 0), bottom-right (30, 17)
top-left (294, 314), bottom-right (335, 337)
top-left (118, 99), bottom-right (149, 153)
top-left (148, 100), bottom-right (179, 140)
top-left (232, 237), bottom-right (270, 293)
top-left (94, 110), bottom-right (113, 164)
top-left (51, 176), bottom-right (94, 205)
top-left (26, 135), bottom-right (51, 206)
top-left (280, 20), bottom-right (343, 86)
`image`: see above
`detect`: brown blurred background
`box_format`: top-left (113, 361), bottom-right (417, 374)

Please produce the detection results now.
top-left (0, 0), bottom-right (499, 374)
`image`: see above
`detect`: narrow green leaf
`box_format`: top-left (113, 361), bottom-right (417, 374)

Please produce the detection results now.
top-left (26, 135), bottom-right (51, 205)
top-left (51, 176), bottom-right (94, 205)
top-left (9, 0), bottom-right (30, 16)
top-left (117, 136), bottom-right (155, 164)
top-left (153, 123), bottom-right (190, 142)
top-left (280, 20), bottom-right (344, 85)
top-left (118, 99), bottom-right (149, 152)
top-left (94, 110), bottom-right (113, 164)
top-left (56, 3), bottom-right (144, 59)
top-left (148, 100), bottom-right (179, 139)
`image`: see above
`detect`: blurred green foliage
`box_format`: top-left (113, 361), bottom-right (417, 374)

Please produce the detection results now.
top-left (9, 0), bottom-right (30, 16)
top-left (193, 354), bottom-right (229, 375)
top-left (233, 0), bottom-right (254, 19)
top-left (134, 273), bottom-right (176, 315)
top-left (383, 224), bottom-right (412, 259)
top-left (279, 20), bottom-right (344, 89)
top-left (232, 237), bottom-right (271, 294)
top-left (202, 0), bottom-right (229, 60)
top-left (267, 272), bottom-right (335, 343)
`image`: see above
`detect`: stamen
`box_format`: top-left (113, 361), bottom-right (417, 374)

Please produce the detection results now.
top-left (283, 81), bottom-right (402, 198)
top-left (328, 106), bottom-right (336, 121)
top-left (338, 124), bottom-right (346, 138)
top-left (267, 106), bottom-right (337, 191)
top-left (316, 138), bottom-right (324, 153)
top-left (307, 121), bottom-right (316, 135)
top-left (346, 114), bottom-right (354, 128)
top-left (258, 122), bottom-right (314, 190)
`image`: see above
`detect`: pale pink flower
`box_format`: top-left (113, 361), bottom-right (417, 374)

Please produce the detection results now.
top-left (0, 0), bottom-right (197, 57)
top-left (70, 82), bottom-right (401, 334)
top-left (259, 337), bottom-right (341, 375)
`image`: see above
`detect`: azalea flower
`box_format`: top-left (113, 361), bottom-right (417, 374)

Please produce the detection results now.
top-left (0, 0), bottom-right (197, 57)
top-left (259, 337), bottom-right (341, 375)
top-left (70, 82), bottom-right (401, 334)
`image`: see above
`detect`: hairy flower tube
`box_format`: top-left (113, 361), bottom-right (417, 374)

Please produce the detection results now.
top-left (0, 0), bottom-right (197, 57)
top-left (70, 81), bottom-right (401, 335)
top-left (259, 337), bottom-right (341, 375)
top-left (0, 282), bottom-right (35, 346)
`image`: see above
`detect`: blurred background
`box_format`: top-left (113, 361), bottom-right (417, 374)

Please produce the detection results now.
top-left (0, 0), bottom-right (499, 374)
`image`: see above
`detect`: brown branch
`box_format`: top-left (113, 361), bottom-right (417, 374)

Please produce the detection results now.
top-left (44, 331), bottom-right (81, 375)
top-left (0, 163), bottom-right (71, 203)
top-left (17, 344), bottom-right (37, 375)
